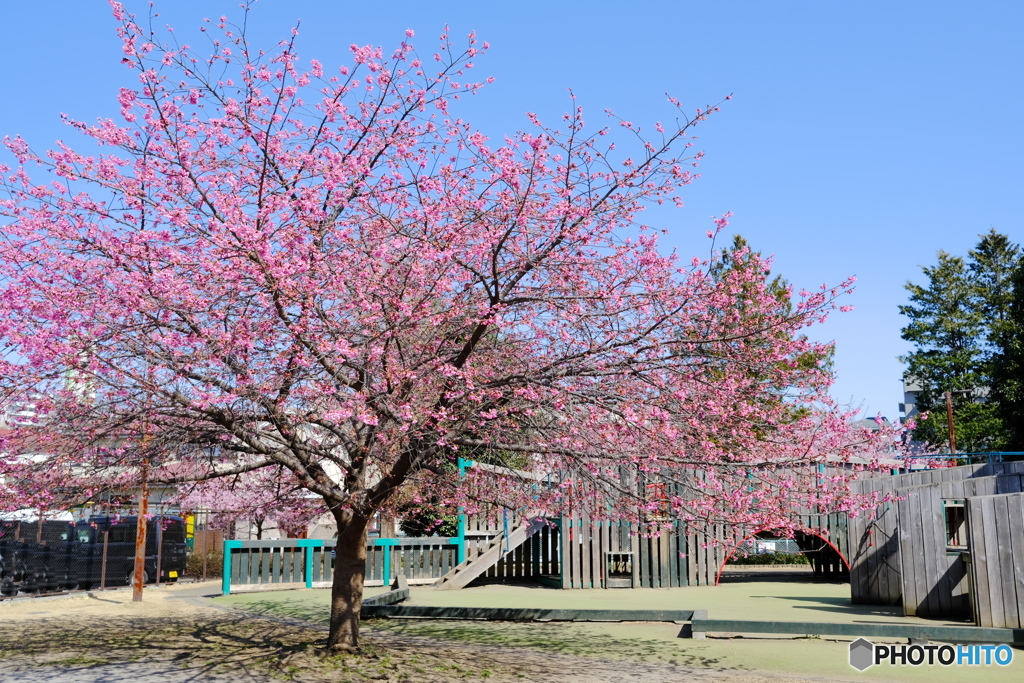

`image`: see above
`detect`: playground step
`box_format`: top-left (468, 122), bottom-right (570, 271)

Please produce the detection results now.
top-left (435, 518), bottom-right (547, 590)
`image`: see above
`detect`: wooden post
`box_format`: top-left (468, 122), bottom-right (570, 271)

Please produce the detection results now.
top-left (100, 530), bottom-right (109, 591)
top-left (202, 529), bottom-right (209, 580)
top-left (946, 391), bottom-right (957, 454)
top-left (155, 516), bottom-right (162, 587)
top-left (132, 462), bottom-right (149, 602)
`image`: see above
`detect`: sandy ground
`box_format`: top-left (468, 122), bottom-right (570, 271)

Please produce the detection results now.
top-left (1, 579), bottom-right (1020, 682)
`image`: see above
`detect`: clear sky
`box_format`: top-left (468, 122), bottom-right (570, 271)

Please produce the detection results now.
top-left (0, 1), bottom-right (1020, 420)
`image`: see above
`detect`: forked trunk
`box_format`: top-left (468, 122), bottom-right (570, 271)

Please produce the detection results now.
top-left (325, 514), bottom-right (369, 651)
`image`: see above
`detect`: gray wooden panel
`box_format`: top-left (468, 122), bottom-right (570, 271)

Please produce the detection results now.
top-left (560, 516), bottom-right (571, 589)
top-left (589, 521), bottom-right (600, 587)
top-left (968, 492), bottom-right (1024, 629)
top-left (580, 513), bottom-right (591, 589)
top-left (1009, 496), bottom-right (1024, 628)
top-left (967, 496), bottom-right (990, 625)
top-left (894, 482), bottom-right (973, 619)
top-left (897, 492), bottom-right (921, 615)
top-left (686, 528), bottom-right (696, 586)
top-left (998, 475), bottom-right (1024, 494)
top-left (668, 524), bottom-right (679, 588)
top-left (993, 497), bottom-right (1019, 628)
top-left (639, 531), bottom-right (649, 587)
top-left (982, 496), bottom-right (1005, 627)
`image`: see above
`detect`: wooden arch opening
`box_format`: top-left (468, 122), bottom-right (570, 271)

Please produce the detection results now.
top-left (715, 530), bottom-right (850, 585)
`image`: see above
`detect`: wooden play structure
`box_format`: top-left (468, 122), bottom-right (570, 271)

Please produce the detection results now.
top-left (220, 456), bottom-right (1024, 636)
top-left (221, 457), bottom-right (864, 594)
top-left (848, 459), bottom-right (1024, 628)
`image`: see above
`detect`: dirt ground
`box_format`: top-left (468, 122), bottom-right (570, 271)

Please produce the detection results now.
top-left (0, 581), bottom-right (853, 683)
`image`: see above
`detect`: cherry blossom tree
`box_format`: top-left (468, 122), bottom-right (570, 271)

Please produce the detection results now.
top-left (173, 467), bottom-right (327, 540)
top-left (0, 3), bottom-right (899, 650)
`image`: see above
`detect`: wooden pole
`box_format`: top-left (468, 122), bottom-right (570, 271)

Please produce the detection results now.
top-left (100, 530), bottom-right (108, 590)
top-left (155, 516), bottom-right (162, 587)
top-left (132, 461), bottom-right (149, 602)
top-left (945, 391), bottom-right (957, 454)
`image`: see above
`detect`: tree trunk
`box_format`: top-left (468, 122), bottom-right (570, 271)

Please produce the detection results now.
top-left (325, 512), bottom-right (369, 651)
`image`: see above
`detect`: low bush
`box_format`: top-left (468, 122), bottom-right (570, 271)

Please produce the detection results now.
top-left (728, 551), bottom-right (809, 565)
top-left (186, 549), bottom-right (224, 578)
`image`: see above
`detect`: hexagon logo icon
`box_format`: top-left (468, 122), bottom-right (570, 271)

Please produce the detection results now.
top-left (849, 638), bottom-right (874, 671)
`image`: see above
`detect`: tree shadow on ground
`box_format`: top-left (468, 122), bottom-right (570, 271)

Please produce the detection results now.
top-left (229, 596), bottom-right (750, 672)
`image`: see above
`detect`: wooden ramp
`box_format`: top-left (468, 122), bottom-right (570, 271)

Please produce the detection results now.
top-left (435, 518), bottom-right (548, 590)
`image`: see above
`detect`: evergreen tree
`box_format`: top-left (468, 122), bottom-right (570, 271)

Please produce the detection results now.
top-left (991, 262), bottom-right (1024, 452)
top-left (899, 230), bottom-right (1020, 452)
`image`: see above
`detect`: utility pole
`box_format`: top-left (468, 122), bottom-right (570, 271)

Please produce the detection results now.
top-left (945, 391), bottom-right (957, 454)
top-left (133, 459), bottom-right (149, 602)
top-left (133, 400), bottom-right (152, 603)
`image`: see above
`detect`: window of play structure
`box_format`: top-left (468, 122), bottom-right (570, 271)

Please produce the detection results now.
top-left (943, 500), bottom-right (967, 550)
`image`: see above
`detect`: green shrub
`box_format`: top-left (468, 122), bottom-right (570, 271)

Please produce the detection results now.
top-left (186, 549), bottom-right (224, 578)
top-left (728, 551), bottom-right (809, 565)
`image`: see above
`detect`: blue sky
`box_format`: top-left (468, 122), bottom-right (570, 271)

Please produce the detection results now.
top-left (0, 1), bottom-right (1020, 419)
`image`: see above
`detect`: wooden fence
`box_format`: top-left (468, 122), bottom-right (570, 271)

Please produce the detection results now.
top-left (222, 536), bottom-right (459, 594)
top-left (848, 460), bottom-right (1024, 607)
top-left (894, 474), bottom-right (1024, 618)
top-left (966, 492), bottom-right (1024, 628)
top-left (556, 516), bottom-right (725, 588)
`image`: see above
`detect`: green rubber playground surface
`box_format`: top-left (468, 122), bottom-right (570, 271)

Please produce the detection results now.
top-left (216, 579), bottom-right (1022, 681)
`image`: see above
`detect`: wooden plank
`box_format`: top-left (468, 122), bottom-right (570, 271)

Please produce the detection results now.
top-left (580, 512), bottom-right (591, 589)
top-left (981, 496), bottom-right (1005, 628)
top-left (630, 524), bottom-right (640, 589)
top-left (848, 507), bottom-right (868, 602)
top-left (686, 529), bottom-right (697, 586)
top-left (650, 531), bottom-right (660, 587)
top-left (896, 495), bottom-right (918, 615)
top-left (560, 517), bottom-right (571, 588)
top-left (666, 527), bottom-right (676, 587)
top-left (260, 547), bottom-right (272, 584)
top-left (281, 548), bottom-right (292, 583)
top-left (540, 525), bottom-right (548, 578)
top-left (850, 479), bottom-right (882, 602)
top-left (884, 500), bottom-right (903, 605)
top-left (872, 480), bottom-right (893, 602)
top-left (994, 496), bottom-right (1019, 628)
top-left (1008, 495), bottom-right (1024, 628)
top-left (649, 532), bottom-right (660, 588)
top-left (968, 497), bottom-right (993, 627)
top-left (999, 475), bottom-right (1024, 494)
top-left (690, 619), bottom-right (1024, 644)
top-left (291, 548), bottom-right (302, 583)
top-left (666, 528), bottom-right (676, 587)
top-left (271, 548), bottom-right (282, 584)
top-left (913, 490), bottom-right (937, 616)
top-left (924, 493), bottom-right (950, 617)
top-left (636, 531), bottom-right (646, 588)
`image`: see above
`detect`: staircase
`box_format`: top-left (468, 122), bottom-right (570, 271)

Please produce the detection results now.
top-left (434, 517), bottom-right (547, 590)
